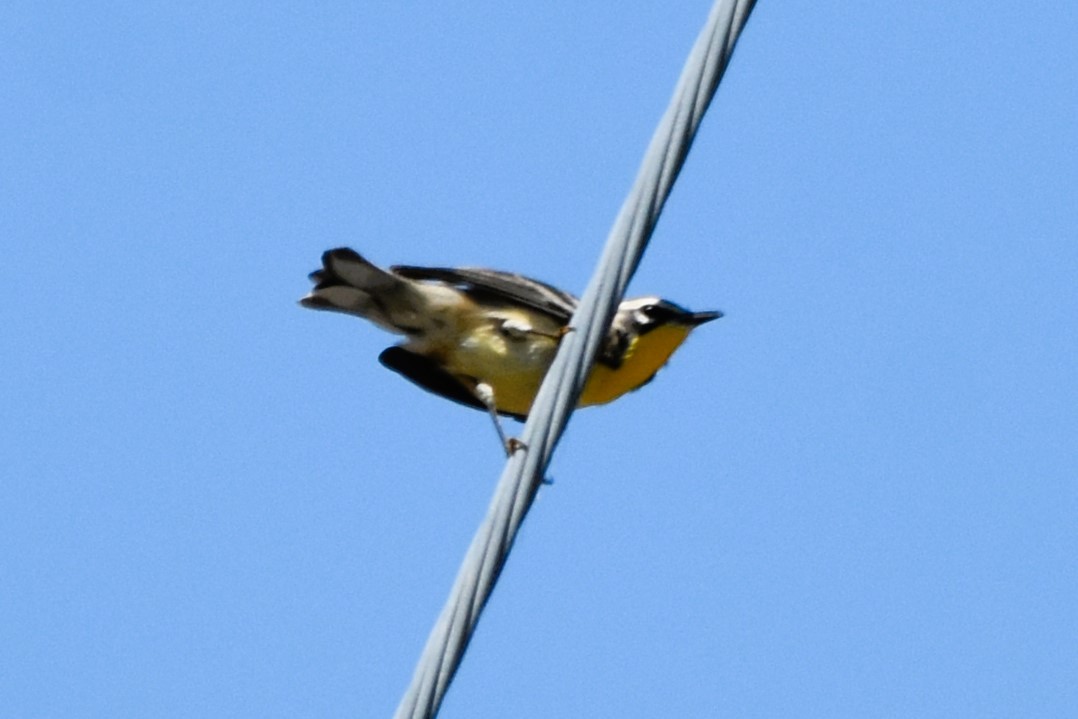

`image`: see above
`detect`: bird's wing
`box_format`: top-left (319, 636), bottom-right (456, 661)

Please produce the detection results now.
top-left (391, 265), bottom-right (578, 324)
top-left (378, 347), bottom-right (528, 421)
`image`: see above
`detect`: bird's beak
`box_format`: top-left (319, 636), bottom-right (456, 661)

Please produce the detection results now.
top-left (685, 310), bottom-right (723, 326)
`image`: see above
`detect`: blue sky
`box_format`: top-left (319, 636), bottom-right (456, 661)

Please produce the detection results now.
top-left (3, 2), bottom-right (1076, 717)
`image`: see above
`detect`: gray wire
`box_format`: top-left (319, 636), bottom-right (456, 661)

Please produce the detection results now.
top-left (393, 1), bottom-right (757, 716)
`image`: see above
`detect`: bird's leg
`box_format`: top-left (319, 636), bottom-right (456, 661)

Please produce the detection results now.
top-left (474, 381), bottom-right (527, 456)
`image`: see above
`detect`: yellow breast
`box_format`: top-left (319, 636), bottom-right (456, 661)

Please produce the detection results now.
top-left (439, 309), bottom-right (561, 417)
top-left (579, 324), bottom-right (692, 407)
top-left (432, 309), bottom-right (693, 417)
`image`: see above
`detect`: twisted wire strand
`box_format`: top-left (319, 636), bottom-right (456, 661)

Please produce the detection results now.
top-left (394, 2), bottom-right (757, 716)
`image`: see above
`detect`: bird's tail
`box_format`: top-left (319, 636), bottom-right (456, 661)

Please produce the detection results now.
top-left (300, 248), bottom-right (424, 335)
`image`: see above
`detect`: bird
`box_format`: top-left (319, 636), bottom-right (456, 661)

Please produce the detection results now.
top-left (300, 247), bottom-right (721, 452)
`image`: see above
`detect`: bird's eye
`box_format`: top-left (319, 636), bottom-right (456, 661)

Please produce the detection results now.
top-left (633, 306), bottom-right (655, 325)
top-left (636, 303), bottom-right (676, 325)
top-left (640, 304), bottom-right (662, 318)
